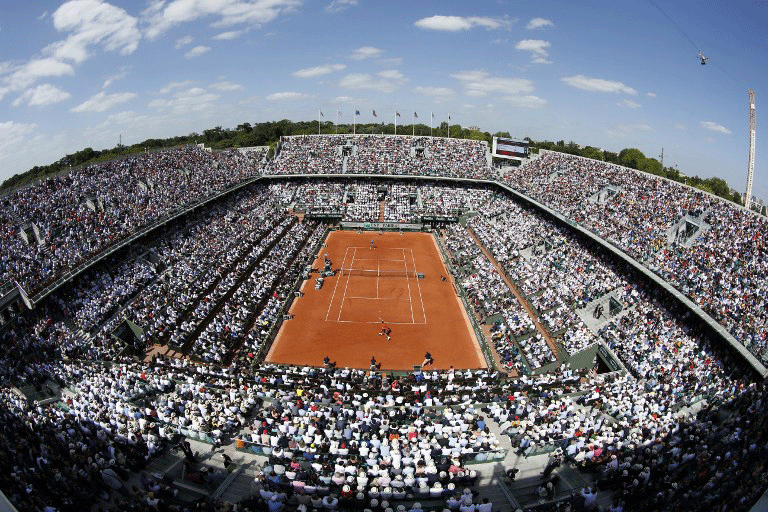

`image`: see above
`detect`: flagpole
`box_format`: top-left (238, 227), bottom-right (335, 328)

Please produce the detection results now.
top-left (447, 113), bottom-right (450, 139)
top-left (412, 112), bottom-right (415, 137)
top-left (354, 111), bottom-right (356, 135)
top-left (430, 112), bottom-right (433, 137)
top-left (318, 110), bottom-right (321, 135)
top-left (394, 112), bottom-right (397, 136)
top-left (335, 110), bottom-right (339, 134)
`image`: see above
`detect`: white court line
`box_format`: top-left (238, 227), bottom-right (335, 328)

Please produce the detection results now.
top-left (327, 319), bottom-right (427, 325)
top-left (410, 247), bottom-right (428, 323)
top-left (346, 246), bottom-right (411, 250)
top-left (402, 247), bottom-right (415, 323)
top-left (344, 296), bottom-right (411, 301)
top-left (337, 247), bottom-right (356, 321)
top-left (376, 258), bottom-right (380, 298)
top-left (353, 258), bottom-right (405, 262)
top-left (325, 246), bottom-right (350, 321)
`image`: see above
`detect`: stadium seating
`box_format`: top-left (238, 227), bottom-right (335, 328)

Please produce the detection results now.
top-left (0, 137), bottom-right (766, 512)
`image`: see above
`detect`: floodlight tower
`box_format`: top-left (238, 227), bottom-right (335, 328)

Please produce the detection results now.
top-left (745, 89), bottom-right (756, 210)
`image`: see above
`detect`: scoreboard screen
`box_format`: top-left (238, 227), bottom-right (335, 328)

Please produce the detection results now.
top-left (492, 137), bottom-right (529, 159)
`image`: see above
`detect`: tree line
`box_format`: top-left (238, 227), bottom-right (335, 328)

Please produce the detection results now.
top-left (1, 120), bottom-right (757, 213)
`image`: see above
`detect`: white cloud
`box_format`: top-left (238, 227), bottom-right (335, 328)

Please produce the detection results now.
top-left (209, 80), bottom-right (242, 91)
top-left (561, 75), bottom-right (637, 95)
top-left (350, 46), bottom-right (383, 60)
top-left (414, 86), bottom-right (455, 97)
top-left (71, 90), bottom-right (137, 112)
top-left (46, 0), bottom-right (140, 64)
top-left (12, 84), bottom-right (71, 107)
top-left (101, 66), bottom-right (130, 89)
top-left (148, 87), bottom-right (219, 113)
top-left (526, 17), bottom-right (553, 29)
top-left (5, 58), bottom-right (75, 92)
top-left (158, 80), bottom-right (196, 94)
top-left (185, 45), bottom-right (211, 58)
top-left (646, 92), bottom-right (656, 98)
top-left (331, 96), bottom-right (357, 103)
top-left (265, 91), bottom-right (310, 101)
top-left (414, 15), bottom-right (510, 32)
top-left (143, 0), bottom-right (301, 39)
top-left (504, 95), bottom-right (547, 108)
top-left (377, 70), bottom-right (404, 80)
top-left (212, 30), bottom-right (244, 40)
top-left (618, 99), bottom-right (641, 109)
top-left (175, 35), bottom-right (194, 48)
top-left (100, 110), bottom-right (149, 126)
top-left (293, 64), bottom-right (346, 78)
top-left (88, 110), bottom-right (161, 135)
top-left (451, 70), bottom-right (534, 97)
top-left (701, 121), bottom-right (731, 134)
top-left (340, 70), bottom-right (407, 93)
top-left (0, 121), bottom-right (37, 156)
top-left (674, 123), bottom-right (686, 130)
top-left (451, 70), bottom-right (491, 82)
top-left (326, 0), bottom-right (358, 13)
top-left (1, 1), bottom-right (139, 100)
top-left (515, 39), bottom-right (551, 64)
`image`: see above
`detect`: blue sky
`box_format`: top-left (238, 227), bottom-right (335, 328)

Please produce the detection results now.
top-left (1, 0), bottom-right (767, 198)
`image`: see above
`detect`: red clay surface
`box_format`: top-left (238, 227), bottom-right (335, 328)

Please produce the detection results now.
top-left (266, 230), bottom-right (485, 371)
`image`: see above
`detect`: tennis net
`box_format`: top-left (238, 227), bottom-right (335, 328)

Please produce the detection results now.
top-left (339, 268), bottom-right (417, 278)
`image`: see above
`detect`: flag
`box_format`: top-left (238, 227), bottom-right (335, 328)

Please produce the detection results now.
top-left (355, 110), bottom-right (360, 115)
top-left (372, 110), bottom-right (377, 117)
top-left (320, 111), bottom-right (324, 117)
top-left (396, 111), bottom-right (401, 117)
top-left (414, 112), bottom-right (418, 118)
top-left (337, 110), bottom-right (341, 116)
top-left (448, 114), bottom-right (451, 120)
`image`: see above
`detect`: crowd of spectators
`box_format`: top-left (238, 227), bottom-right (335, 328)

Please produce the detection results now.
top-left (343, 182), bottom-right (380, 222)
top-left (442, 223), bottom-right (551, 372)
top-left (268, 135), bottom-right (494, 179)
top-left (0, 145), bottom-right (266, 294)
top-left (278, 179), bottom-right (494, 225)
top-left (124, 194), bottom-right (285, 359)
top-left (1, 142), bottom-right (767, 512)
top-left (504, 150), bottom-right (768, 366)
top-left (293, 182), bottom-right (346, 217)
top-left (384, 183), bottom-right (419, 223)
top-left (58, 258), bottom-right (156, 335)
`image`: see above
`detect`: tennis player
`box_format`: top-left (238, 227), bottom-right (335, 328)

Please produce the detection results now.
top-left (378, 320), bottom-right (391, 340)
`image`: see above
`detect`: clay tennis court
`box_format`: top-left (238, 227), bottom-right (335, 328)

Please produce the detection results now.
top-left (265, 230), bottom-right (485, 370)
